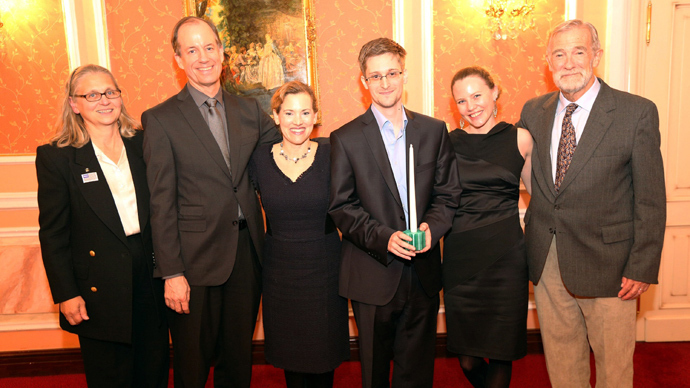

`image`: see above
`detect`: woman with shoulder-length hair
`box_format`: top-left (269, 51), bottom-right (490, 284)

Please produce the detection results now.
top-left (443, 66), bottom-right (533, 388)
top-left (36, 64), bottom-right (169, 387)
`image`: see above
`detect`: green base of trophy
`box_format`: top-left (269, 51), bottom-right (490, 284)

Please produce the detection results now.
top-left (403, 229), bottom-right (426, 251)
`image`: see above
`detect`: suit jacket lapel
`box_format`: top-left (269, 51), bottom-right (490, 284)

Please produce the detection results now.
top-left (72, 142), bottom-right (128, 246)
top-left (176, 87), bottom-right (233, 180)
top-left (123, 136), bottom-right (149, 234)
top-left (536, 93), bottom-right (559, 197)
top-left (558, 80), bottom-right (615, 194)
top-left (361, 109), bottom-right (403, 208)
top-left (223, 90), bottom-right (241, 184)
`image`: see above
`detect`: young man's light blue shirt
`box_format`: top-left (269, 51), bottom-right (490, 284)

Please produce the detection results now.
top-left (371, 104), bottom-right (410, 229)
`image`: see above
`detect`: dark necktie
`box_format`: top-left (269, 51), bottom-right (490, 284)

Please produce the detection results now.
top-left (206, 98), bottom-right (244, 219)
top-left (555, 103), bottom-right (578, 192)
top-left (206, 98), bottom-right (230, 169)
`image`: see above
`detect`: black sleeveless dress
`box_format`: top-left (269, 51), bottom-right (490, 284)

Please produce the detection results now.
top-left (443, 122), bottom-right (528, 361)
top-left (249, 141), bottom-right (350, 373)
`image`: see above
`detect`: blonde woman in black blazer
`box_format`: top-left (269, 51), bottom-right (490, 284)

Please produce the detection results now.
top-left (36, 65), bottom-right (169, 387)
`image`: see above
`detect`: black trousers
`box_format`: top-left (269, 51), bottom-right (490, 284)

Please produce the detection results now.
top-left (168, 227), bottom-right (262, 388)
top-left (79, 234), bottom-right (169, 388)
top-left (352, 264), bottom-right (440, 388)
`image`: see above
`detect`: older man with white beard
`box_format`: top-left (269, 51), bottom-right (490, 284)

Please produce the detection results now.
top-left (517, 20), bottom-right (666, 387)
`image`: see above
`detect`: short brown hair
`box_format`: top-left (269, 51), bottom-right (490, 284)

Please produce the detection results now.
top-left (450, 66), bottom-right (502, 101)
top-left (51, 65), bottom-right (139, 148)
top-left (547, 19), bottom-right (601, 55)
top-left (358, 38), bottom-right (406, 75)
top-left (171, 16), bottom-right (223, 55)
top-left (271, 81), bottom-right (318, 114)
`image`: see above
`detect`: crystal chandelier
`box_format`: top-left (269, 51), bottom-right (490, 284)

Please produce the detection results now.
top-left (485, 0), bottom-right (536, 40)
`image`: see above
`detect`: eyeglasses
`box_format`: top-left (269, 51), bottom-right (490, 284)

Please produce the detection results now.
top-left (73, 89), bottom-right (122, 102)
top-left (364, 70), bottom-right (404, 83)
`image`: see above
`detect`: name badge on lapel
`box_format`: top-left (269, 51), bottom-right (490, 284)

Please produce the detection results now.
top-left (82, 172), bottom-right (99, 183)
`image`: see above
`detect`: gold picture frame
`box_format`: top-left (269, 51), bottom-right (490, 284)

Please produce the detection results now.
top-left (184, 0), bottom-right (320, 122)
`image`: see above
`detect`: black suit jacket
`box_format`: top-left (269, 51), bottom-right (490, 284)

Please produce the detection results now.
top-left (329, 108), bottom-right (461, 305)
top-left (518, 79), bottom-right (666, 296)
top-left (142, 85), bottom-right (281, 285)
top-left (37, 132), bottom-right (161, 344)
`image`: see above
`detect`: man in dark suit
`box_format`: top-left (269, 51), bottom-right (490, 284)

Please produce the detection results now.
top-left (517, 20), bottom-right (666, 387)
top-left (142, 17), bottom-right (280, 388)
top-left (329, 38), bottom-right (461, 388)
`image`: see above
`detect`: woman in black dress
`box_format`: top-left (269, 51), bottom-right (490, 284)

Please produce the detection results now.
top-left (443, 66), bottom-right (533, 388)
top-left (249, 81), bottom-right (349, 388)
top-left (36, 65), bottom-right (169, 387)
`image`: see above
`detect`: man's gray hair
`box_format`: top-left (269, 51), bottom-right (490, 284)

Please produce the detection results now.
top-left (546, 19), bottom-right (601, 55)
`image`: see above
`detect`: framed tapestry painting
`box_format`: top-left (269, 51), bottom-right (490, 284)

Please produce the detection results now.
top-left (185, 0), bottom-right (319, 119)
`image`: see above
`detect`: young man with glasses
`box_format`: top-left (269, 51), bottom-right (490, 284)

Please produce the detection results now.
top-left (329, 37), bottom-right (461, 388)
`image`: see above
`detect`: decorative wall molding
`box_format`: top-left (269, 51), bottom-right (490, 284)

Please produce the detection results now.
top-left (0, 331), bottom-right (545, 377)
top-left (62, 0), bottom-right (81, 69)
top-left (0, 155), bottom-right (35, 165)
top-left (421, 0), bottom-right (434, 117)
top-left (93, 0), bottom-right (111, 68)
top-left (0, 227), bottom-right (39, 239)
top-left (392, 0), bottom-right (434, 116)
top-left (393, 0), bottom-right (405, 47)
top-left (0, 193), bottom-right (38, 211)
top-left (605, 0), bottom-right (632, 91)
top-left (565, 0), bottom-right (577, 20)
top-left (0, 313), bottom-right (59, 332)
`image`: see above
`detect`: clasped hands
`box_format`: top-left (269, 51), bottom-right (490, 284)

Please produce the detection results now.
top-left (387, 222), bottom-right (432, 260)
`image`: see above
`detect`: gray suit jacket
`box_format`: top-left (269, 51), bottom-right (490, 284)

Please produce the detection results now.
top-left (517, 79), bottom-right (666, 297)
top-left (142, 85), bottom-right (280, 286)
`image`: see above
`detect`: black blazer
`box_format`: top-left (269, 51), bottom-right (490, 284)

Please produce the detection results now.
top-left (37, 132), bottom-right (162, 343)
top-left (329, 108), bottom-right (461, 305)
top-left (142, 85), bottom-right (281, 286)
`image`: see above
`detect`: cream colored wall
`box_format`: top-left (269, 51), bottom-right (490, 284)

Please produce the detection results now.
top-left (629, 0), bottom-right (690, 342)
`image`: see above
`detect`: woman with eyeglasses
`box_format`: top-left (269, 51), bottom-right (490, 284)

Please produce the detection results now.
top-left (36, 65), bottom-right (169, 387)
top-left (442, 66), bottom-right (533, 388)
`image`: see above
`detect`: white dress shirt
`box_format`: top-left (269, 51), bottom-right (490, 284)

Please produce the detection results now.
top-left (92, 141), bottom-right (141, 236)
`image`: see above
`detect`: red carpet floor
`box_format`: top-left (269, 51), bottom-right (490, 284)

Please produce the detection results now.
top-left (2, 342), bottom-right (689, 387)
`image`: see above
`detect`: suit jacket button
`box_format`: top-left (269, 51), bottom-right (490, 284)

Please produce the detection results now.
top-left (400, 216), bottom-right (405, 221)
top-left (554, 205), bottom-right (560, 210)
top-left (233, 187), bottom-right (238, 193)
top-left (89, 251), bottom-right (95, 257)
top-left (90, 287), bottom-right (97, 292)
top-left (233, 220), bottom-right (238, 226)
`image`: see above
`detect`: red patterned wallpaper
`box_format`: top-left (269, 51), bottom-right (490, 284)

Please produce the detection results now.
top-left (433, 0), bottom-right (564, 130)
top-left (312, 0), bottom-right (393, 137)
top-left (105, 0), bottom-right (186, 122)
top-left (0, 1), bottom-right (564, 152)
top-left (0, 0), bottom-right (70, 154)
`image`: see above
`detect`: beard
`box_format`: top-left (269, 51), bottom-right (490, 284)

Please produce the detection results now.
top-left (553, 67), bottom-right (594, 96)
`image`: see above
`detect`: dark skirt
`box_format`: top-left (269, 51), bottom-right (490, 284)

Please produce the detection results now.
top-left (262, 232), bottom-right (350, 373)
top-left (444, 236), bottom-right (528, 361)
